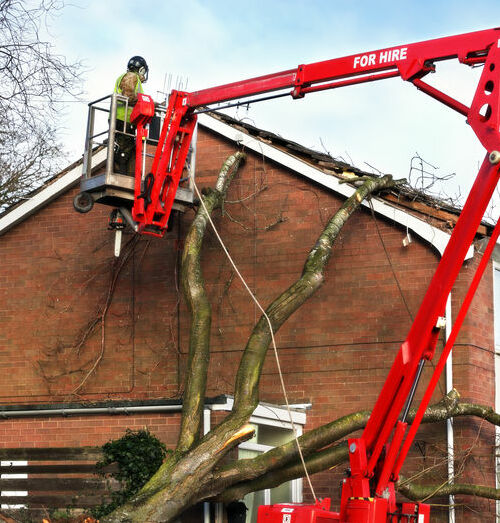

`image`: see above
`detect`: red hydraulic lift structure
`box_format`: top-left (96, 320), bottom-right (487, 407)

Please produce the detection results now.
top-left (91, 28), bottom-right (500, 521)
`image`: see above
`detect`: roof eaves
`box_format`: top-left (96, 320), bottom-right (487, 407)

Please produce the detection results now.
top-left (206, 112), bottom-right (494, 233)
top-left (0, 113), bottom-right (475, 261)
top-left (0, 148), bottom-right (107, 237)
top-left (198, 112), bottom-right (473, 259)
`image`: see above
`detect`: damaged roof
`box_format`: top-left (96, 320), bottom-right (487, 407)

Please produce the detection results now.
top-left (0, 111), bottom-right (488, 250)
top-left (207, 111), bottom-right (491, 237)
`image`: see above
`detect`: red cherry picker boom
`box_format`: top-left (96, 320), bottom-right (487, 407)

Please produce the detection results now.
top-left (82, 28), bottom-right (500, 521)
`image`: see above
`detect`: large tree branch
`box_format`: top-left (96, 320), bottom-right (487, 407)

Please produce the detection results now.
top-left (177, 151), bottom-right (246, 453)
top-left (176, 172), bottom-right (401, 470)
top-left (102, 166), bottom-right (411, 522)
top-left (97, 142), bottom-right (500, 522)
top-left (219, 443), bottom-right (349, 502)
top-left (212, 390), bottom-right (500, 503)
top-left (192, 175), bottom-right (403, 505)
top-left (398, 480), bottom-right (500, 502)
top-left (206, 410), bottom-right (369, 499)
top-left (103, 153), bottom-right (250, 522)
top-left (232, 175), bottom-right (401, 414)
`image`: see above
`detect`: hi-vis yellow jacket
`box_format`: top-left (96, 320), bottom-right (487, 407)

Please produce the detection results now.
top-left (114, 72), bottom-right (143, 122)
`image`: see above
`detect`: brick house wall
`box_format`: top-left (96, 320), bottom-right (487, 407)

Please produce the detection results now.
top-left (0, 122), bottom-right (496, 521)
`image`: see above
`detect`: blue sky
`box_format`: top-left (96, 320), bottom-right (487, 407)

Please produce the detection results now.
top-left (48, 0), bottom-right (500, 216)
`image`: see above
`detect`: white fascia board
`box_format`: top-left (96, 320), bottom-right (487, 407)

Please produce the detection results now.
top-left (0, 148), bottom-right (107, 237)
top-left (251, 405), bottom-right (306, 426)
top-left (198, 113), bottom-right (474, 260)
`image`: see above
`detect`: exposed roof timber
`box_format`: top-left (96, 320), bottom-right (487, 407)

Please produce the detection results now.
top-left (198, 113), bottom-right (474, 260)
top-left (0, 148), bottom-right (108, 237)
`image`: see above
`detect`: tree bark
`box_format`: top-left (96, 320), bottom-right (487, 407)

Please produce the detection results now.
top-left (398, 480), bottom-right (500, 502)
top-left (103, 163), bottom-right (403, 522)
top-left (177, 151), bottom-right (247, 453)
top-left (232, 174), bottom-right (399, 414)
top-left (105, 387), bottom-right (500, 521)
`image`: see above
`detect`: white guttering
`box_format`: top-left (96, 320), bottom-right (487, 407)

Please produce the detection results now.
top-left (0, 148), bottom-right (107, 237)
top-left (0, 116), bottom-right (473, 261)
top-left (198, 113), bottom-right (474, 260)
top-left (445, 295), bottom-right (455, 523)
top-left (203, 407), bottom-right (212, 523)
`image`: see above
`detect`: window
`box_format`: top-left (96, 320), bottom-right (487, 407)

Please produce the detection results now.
top-left (239, 422), bottom-right (302, 523)
top-left (210, 398), bottom-right (307, 523)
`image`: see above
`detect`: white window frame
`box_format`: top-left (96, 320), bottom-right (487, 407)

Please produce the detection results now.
top-left (209, 398), bottom-right (308, 522)
top-left (239, 413), bottom-right (304, 506)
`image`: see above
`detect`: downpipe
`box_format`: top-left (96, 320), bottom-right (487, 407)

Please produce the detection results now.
top-left (445, 294), bottom-right (455, 523)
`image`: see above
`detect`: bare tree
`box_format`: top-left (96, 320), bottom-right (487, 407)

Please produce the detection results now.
top-left (0, 0), bottom-right (81, 208)
top-left (92, 152), bottom-right (500, 522)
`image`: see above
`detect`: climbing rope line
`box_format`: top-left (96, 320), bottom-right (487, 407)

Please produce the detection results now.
top-left (191, 176), bottom-right (318, 503)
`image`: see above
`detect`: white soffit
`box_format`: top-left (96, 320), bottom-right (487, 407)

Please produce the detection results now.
top-left (198, 113), bottom-right (474, 260)
top-left (0, 148), bottom-right (107, 236)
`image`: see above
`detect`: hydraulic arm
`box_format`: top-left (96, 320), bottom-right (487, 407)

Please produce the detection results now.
top-left (132, 27), bottom-right (499, 236)
top-left (129, 28), bottom-right (500, 521)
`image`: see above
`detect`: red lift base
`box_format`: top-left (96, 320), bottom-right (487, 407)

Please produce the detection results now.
top-left (257, 499), bottom-right (429, 523)
top-left (257, 499), bottom-right (339, 522)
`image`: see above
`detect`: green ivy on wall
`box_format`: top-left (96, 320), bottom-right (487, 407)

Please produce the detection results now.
top-left (93, 429), bottom-right (169, 518)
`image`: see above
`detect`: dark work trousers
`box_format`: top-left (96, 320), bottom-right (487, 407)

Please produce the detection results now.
top-left (114, 120), bottom-right (136, 176)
